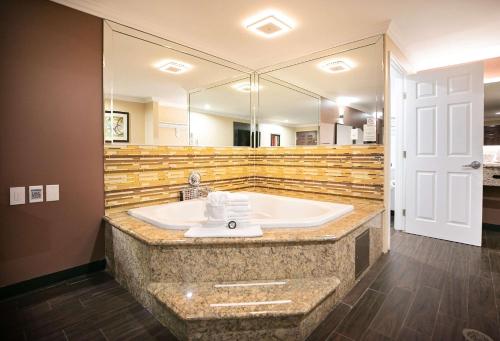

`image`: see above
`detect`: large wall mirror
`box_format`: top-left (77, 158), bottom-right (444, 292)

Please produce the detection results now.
top-left (103, 21), bottom-right (252, 147)
top-left (256, 35), bottom-right (384, 146)
top-left (104, 23), bottom-right (384, 148)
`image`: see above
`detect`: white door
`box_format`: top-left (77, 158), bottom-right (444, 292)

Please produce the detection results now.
top-left (405, 62), bottom-right (484, 246)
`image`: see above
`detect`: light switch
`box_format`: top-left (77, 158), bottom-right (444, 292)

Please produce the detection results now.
top-left (10, 187), bottom-right (25, 205)
top-left (29, 185), bottom-right (44, 203)
top-left (46, 184), bottom-right (59, 201)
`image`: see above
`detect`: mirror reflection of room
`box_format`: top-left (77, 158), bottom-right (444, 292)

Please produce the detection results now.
top-left (103, 22), bottom-right (252, 147)
top-left (257, 36), bottom-right (384, 146)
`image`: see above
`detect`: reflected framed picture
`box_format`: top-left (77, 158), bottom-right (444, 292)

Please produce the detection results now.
top-left (104, 111), bottom-right (129, 143)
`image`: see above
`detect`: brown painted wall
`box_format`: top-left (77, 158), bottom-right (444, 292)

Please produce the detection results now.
top-left (0, 0), bottom-right (104, 287)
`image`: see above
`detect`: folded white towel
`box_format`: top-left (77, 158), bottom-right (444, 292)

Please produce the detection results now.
top-left (226, 193), bottom-right (249, 203)
top-left (205, 204), bottom-right (226, 220)
top-left (184, 225), bottom-right (263, 238)
top-left (226, 215), bottom-right (251, 221)
top-left (226, 206), bottom-right (251, 213)
top-left (207, 191), bottom-right (229, 205)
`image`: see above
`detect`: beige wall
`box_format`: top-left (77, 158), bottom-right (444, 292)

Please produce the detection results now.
top-left (190, 112), bottom-right (241, 146)
top-left (259, 123), bottom-right (295, 147)
top-left (158, 105), bottom-right (189, 146)
top-left (104, 99), bottom-right (146, 144)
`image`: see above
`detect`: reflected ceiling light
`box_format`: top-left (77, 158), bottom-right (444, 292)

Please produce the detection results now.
top-left (156, 60), bottom-right (192, 74)
top-left (243, 10), bottom-right (294, 38)
top-left (496, 112), bottom-right (500, 115)
top-left (232, 82), bottom-right (252, 92)
top-left (335, 96), bottom-right (358, 106)
top-left (318, 59), bottom-right (353, 74)
top-left (204, 104), bottom-right (211, 110)
top-left (231, 81), bottom-right (262, 93)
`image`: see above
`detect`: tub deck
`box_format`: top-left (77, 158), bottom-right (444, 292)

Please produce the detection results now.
top-left (104, 189), bottom-right (384, 246)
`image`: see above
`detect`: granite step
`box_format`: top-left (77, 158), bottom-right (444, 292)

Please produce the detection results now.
top-left (148, 277), bottom-right (340, 341)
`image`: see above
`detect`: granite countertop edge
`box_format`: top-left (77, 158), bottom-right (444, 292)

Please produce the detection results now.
top-left (103, 205), bottom-right (385, 247)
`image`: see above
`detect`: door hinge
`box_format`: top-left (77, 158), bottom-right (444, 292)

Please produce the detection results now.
top-left (402, 209), bottom-right (406, 217)
top-left (403, 150), bottom-right (407, 158)
top-left (403, 92), bottom-right (407, 100)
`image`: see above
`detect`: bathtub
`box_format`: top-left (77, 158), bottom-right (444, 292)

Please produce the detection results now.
top-left (128, 192), bottom-right (353, 230)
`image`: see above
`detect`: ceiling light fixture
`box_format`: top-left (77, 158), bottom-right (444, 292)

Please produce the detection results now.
top-left (243, 10), bottom-right (294, 38)
top-left (335, 96), bottom-right (358, 106)
top-left (318, 59), bottom-right (353, 74)
top-left (157, 60), bottom-right (192, 74)
top-left (232, 82), bottom-right (252, 93)
top-left (496, 112), bottom-right (500, 115)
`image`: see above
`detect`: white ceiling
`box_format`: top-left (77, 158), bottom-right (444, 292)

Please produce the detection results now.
top-left (54, 0), bottom-right (500, 71)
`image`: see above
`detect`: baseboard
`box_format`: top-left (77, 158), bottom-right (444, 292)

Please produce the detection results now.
top-left (484, 223), bottom-right (500, 230)
top-left (0, 259), bottom-right (106, 300)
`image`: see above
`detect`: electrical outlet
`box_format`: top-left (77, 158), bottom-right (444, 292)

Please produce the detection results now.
top-left (10, 187), bottom-right (25, 205)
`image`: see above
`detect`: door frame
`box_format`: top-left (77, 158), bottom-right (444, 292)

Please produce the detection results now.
top-left (390, 57), bottom-right (407, 231)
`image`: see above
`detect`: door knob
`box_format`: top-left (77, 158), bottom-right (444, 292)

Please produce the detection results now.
top-left (462, 161), bottom-right (481, 169)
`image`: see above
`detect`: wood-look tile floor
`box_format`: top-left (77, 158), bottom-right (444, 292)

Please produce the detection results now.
top-left (2, 227), bottom-right (500, 341)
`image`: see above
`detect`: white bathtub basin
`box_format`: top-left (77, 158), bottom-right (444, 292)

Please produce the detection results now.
top-left (128, 192), bottom-right (353, 230)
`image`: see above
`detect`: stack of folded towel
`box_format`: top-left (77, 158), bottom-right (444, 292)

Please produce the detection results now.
top-left (184, 191), bottom-right (263, 238)
top-left (204, 192), bottom-right (252, 227)
top-left (225, 193), bottom-right (251, 226)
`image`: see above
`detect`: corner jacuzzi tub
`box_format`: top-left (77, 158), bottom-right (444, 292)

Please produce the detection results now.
top-left (128, 192), bottom-right (353, 230)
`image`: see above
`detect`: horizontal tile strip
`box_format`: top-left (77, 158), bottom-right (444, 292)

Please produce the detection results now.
top-left (104, 145), bottom-right (384, 213)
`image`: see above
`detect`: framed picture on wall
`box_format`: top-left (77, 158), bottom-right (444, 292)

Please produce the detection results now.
top-left (104, 111), bottom-right (129, 143)
top-left (271, 134), bottom-right (280, 146)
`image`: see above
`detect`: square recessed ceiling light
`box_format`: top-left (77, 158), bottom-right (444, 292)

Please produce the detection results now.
top-left (244, 11), bottom-right (294, 38)
top-left (158, 60), bottom-right (191, 74)
top-left (318, 60), bottom-right (352, 74)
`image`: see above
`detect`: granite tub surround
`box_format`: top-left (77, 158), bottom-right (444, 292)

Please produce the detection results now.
top-left (105, 197), bottom-right (383, 340)
top-left (104, 192), bottom-right (383, 246)
top-left (103, 144), bottom-right (385, 339)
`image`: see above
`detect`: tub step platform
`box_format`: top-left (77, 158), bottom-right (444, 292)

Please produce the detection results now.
top-left (148, 276), bottom-right (340, 341)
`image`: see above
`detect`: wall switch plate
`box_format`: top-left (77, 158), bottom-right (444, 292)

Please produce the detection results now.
top-left (29, 185), bottom-right (44, 203)
top-left (10, 187), bottom-right (25, 205)
top-left (46, 184), bottom-right (59, 201)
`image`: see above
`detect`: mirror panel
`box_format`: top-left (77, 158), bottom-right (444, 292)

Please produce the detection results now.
top-left (257, 35), bottom-right (384, 146)
top-left (103, 21), bottom-right (252, 147)
top-left (257, 76), bottom-right (320, 147)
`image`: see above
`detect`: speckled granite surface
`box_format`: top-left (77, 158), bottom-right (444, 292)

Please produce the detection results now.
top-left (149, 278), bottom-right (340, 341)
top-left (484, 165), bottom-right (500, 186)
top-left (148, 277), bottom-right (340, 320)
top-left (104, 190), bottom-right (384, 246)
top-left (105, 191), bottom-right (385, 340)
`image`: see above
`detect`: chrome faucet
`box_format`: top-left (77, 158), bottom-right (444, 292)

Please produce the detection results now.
top-left (181, 171), bottom-right (212, 201)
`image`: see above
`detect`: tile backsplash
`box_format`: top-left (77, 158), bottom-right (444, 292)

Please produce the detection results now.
top-left (104, 145), bottom-right (384, 213)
